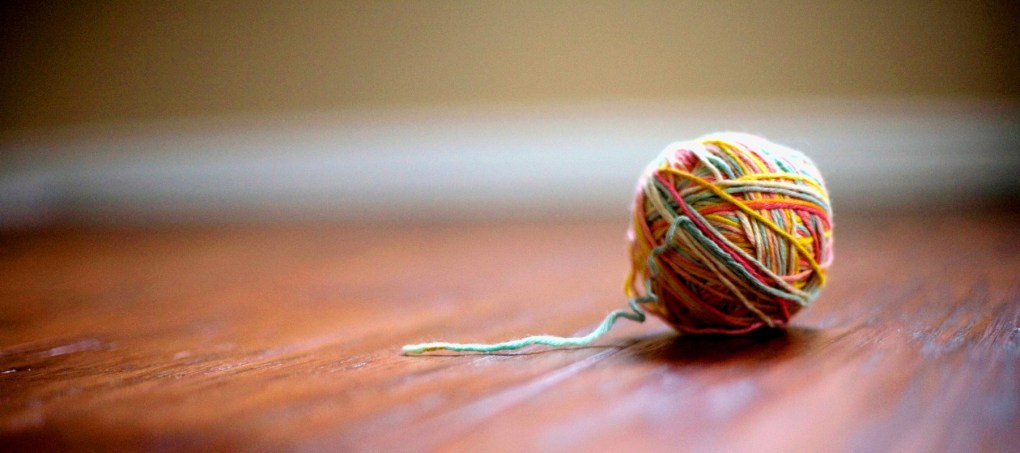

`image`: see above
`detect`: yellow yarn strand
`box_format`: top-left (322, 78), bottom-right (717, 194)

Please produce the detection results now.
top-left (657, 167), bottom-right (827, 285)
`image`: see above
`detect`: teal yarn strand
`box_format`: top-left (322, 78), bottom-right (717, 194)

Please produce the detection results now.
top-left (401, 206), bottom-right (671, 355)
top-left (401, 299), bottom-right (647, 355)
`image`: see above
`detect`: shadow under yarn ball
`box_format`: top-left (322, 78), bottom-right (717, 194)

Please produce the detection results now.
top-left (627, 132), bottom-right (833, 335)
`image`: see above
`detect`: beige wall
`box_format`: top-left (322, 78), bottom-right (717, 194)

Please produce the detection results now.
top-left (2, 1), bottom-right (1018, 132)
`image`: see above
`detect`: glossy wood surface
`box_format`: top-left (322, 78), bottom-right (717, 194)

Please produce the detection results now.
top-left (1, 210), bottom-right (1017, 452)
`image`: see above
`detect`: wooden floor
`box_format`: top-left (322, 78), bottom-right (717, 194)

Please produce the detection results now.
top-left (1, 209), bottom-right (1017, 452)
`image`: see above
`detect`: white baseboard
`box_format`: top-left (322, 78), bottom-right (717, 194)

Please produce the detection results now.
top-left (1, 99), bottom-right (1017, 227)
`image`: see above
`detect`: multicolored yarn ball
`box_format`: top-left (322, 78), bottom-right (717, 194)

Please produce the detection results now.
top-left (402, 132), bottom-right (831, 355)
top-left (625, 132), bottom-right (833, 335)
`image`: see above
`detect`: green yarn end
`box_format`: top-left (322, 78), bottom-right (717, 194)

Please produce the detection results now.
top-left (401, 298), bottom-right (647, 355)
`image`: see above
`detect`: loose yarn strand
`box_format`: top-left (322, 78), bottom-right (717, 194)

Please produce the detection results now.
top-left (401, 298), bottom-right (647, 355)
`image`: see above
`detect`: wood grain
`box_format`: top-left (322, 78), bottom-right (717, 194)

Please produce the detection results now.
top-left (1, 210), bottom-right (1017, 452)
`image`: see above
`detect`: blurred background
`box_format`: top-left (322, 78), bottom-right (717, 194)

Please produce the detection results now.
top-left (1, 1), bottom-right (1018, 228)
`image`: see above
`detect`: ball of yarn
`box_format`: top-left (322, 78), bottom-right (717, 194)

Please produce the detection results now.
top-left (626, 132), bottom-right (833, 334)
